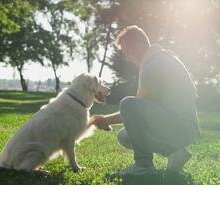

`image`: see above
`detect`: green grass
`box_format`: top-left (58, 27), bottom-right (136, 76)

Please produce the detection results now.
top-left (0, 90), bottom-right (220, 185)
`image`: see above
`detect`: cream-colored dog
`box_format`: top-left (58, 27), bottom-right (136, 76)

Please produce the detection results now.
top-left (0, 73), bottom-right (110, 172)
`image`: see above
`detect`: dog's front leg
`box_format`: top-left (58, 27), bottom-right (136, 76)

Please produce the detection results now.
top-left (63, 142), bottom-right (82, 172)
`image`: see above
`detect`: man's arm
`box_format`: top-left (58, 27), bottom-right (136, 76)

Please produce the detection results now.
top-left (91, 67), bottom-right (153, 130)
top-left (89, 112), bottom-right (122, 131)
top-left (104, 112), bottom-right (122, 124)
top-left (137, 60), bottom-right (162, 99)
top-left (91, 85), bottom-right (150, 131)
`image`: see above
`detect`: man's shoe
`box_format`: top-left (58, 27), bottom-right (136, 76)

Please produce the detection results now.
top-left (118, 163), bottom-right (155, 177)
top-left (166, 148), bottom-right (191, 173)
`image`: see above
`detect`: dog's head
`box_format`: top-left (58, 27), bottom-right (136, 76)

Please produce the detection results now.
top-left (71, 73), bottom-right (111, 104)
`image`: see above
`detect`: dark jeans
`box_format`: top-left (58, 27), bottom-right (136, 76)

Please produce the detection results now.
top-left (119, 96), bottom-right (197, 167)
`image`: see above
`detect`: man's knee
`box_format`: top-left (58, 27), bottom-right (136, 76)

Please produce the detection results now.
top-left (119, 96), bottom-right (137, 115)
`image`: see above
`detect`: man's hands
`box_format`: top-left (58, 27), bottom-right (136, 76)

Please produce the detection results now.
top-left (89, 112), bottom-right (122, 131)
top-left (89, 115), bottom-right (112, 131)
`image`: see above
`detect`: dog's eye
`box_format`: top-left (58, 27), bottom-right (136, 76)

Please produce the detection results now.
top-left (102, 81), bottom-right (107, 85)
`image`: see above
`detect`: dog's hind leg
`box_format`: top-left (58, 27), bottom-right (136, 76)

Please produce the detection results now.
top-left (62, 142), bottom-right (81, 172)
top-left (14, 150), bottom-right (46, 171)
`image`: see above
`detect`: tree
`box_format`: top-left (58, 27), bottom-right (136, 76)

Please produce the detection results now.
top-left (0, 0), bottom-right (78, 93)
top-left (0, 0), bottom-right (45, 91)
top-left (0, 0), bottom-right (35, 63)
top-left (80, 20), bottom-right (99, 73)
top-left (103, 0), bottom-right (220, 86)
top-left (94, 2), bottom-right (117, 77)
top-left (69, 0), bottom-right (100, 73)
top-left (80, 0), bottom-right (118, 77)
top-left (67, 0), bottom-right (117, 75)
top-left (31, 0), bottom-right (76, 93)
top-left (0, 0), bottom-right (34, 35)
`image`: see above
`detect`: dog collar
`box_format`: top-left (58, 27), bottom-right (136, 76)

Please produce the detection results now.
top-left (66, 92), bottom-right (88, 109)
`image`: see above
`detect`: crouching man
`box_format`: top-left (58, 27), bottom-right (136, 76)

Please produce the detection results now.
top-left (90, 25), bottom-right (201, 177)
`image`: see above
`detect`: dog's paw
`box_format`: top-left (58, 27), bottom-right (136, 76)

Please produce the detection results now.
top-left (96, 124), bottom-right (112, 131)
top-left (104, 125), bottom-right (112, 131)
top-left (71, 165), bottom-right (86, 173)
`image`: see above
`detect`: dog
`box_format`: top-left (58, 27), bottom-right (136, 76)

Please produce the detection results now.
top-left (0, 73), bottom-right (110, 172)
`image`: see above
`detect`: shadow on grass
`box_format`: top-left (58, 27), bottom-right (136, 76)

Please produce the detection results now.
top-left (106, 170), bottom-right (195, 185)
top-left (0, 90), bottom-right (118, 115)
top-left (0, 168), bottom-right (65, 185)
top-left (0, 101), bottom-right (49, 114)
top-left (0, 90), bottom-right (55, 114)
top-left (0, 90), bottom-right (54, 101)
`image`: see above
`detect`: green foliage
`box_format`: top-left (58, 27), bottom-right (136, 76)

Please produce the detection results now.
top-left (0, 0), bottom-right (78, 92)
top-left (35, 0), bottom-right (78, 92)
top-left (0, 0), bottom-right (35, 34)
top-left (1, 91), bottom-right (220, 184)
top-left (71, 0), bottom-right (101, 73)
top-left (0, 0), bottom-right (36, 64)
top-left (68, 0), bottom-right (93, 21)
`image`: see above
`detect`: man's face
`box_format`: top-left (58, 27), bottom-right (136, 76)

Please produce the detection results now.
top-left (121, 43), bottom-right (134, 62)
top-left (120, 43), bottom-right (139, 67)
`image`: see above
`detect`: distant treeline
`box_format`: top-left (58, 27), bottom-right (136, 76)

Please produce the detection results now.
top-left (0, 79), bottom-right (69, 92)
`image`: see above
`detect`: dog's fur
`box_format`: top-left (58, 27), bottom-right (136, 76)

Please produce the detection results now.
top-left (0, 73), bottom-right (110, 172)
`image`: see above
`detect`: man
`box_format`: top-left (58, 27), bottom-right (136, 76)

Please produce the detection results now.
top-left (90, 25), bottom-right (201, 176)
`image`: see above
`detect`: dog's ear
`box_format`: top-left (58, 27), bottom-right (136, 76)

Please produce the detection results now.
top-left (93, 75), bottom-right (99, 84)
top-left (85, 75), bottom-right (99, 93)
top-left (71, 73), bottom-right (85, 84)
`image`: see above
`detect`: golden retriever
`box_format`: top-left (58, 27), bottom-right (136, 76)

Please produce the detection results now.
top-left (0, 73), bottom-right (110, 172)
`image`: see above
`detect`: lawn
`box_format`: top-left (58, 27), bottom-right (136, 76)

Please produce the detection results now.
top-left (0, 90), bottom-right (220, 185)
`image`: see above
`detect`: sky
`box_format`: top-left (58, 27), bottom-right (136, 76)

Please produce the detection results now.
top-left (0, 59), bottom-right (115, 83)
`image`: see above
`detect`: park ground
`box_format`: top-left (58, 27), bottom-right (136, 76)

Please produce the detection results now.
top-left (0, 91), bottom-right (220, 185)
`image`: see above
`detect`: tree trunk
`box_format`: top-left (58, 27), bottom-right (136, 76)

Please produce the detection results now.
top-left (52, 63), bottom-right (60, 93)
top-left (36, 80), bottom-right (41, 92)
top-left (86, 47), bottom-right (91, 73)
top-left (99, 24), bottom-right (112, 78)
top-left (55, 76), bottom-right (60, 94)
top-left (17, 65), bottom-right (28, 92)
top-left (85, 23), bottom-right (92, 73)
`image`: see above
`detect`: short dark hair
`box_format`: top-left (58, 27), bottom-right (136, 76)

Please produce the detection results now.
top-left (115, 25), bottom-right (150, 50)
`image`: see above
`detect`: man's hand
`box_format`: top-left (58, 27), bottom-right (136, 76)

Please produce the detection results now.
top-left (89, 115), bottom-right (112, 131)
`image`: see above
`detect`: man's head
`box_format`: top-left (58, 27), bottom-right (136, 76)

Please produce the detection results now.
top-left (115, 25), bottom-right (151, 67)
